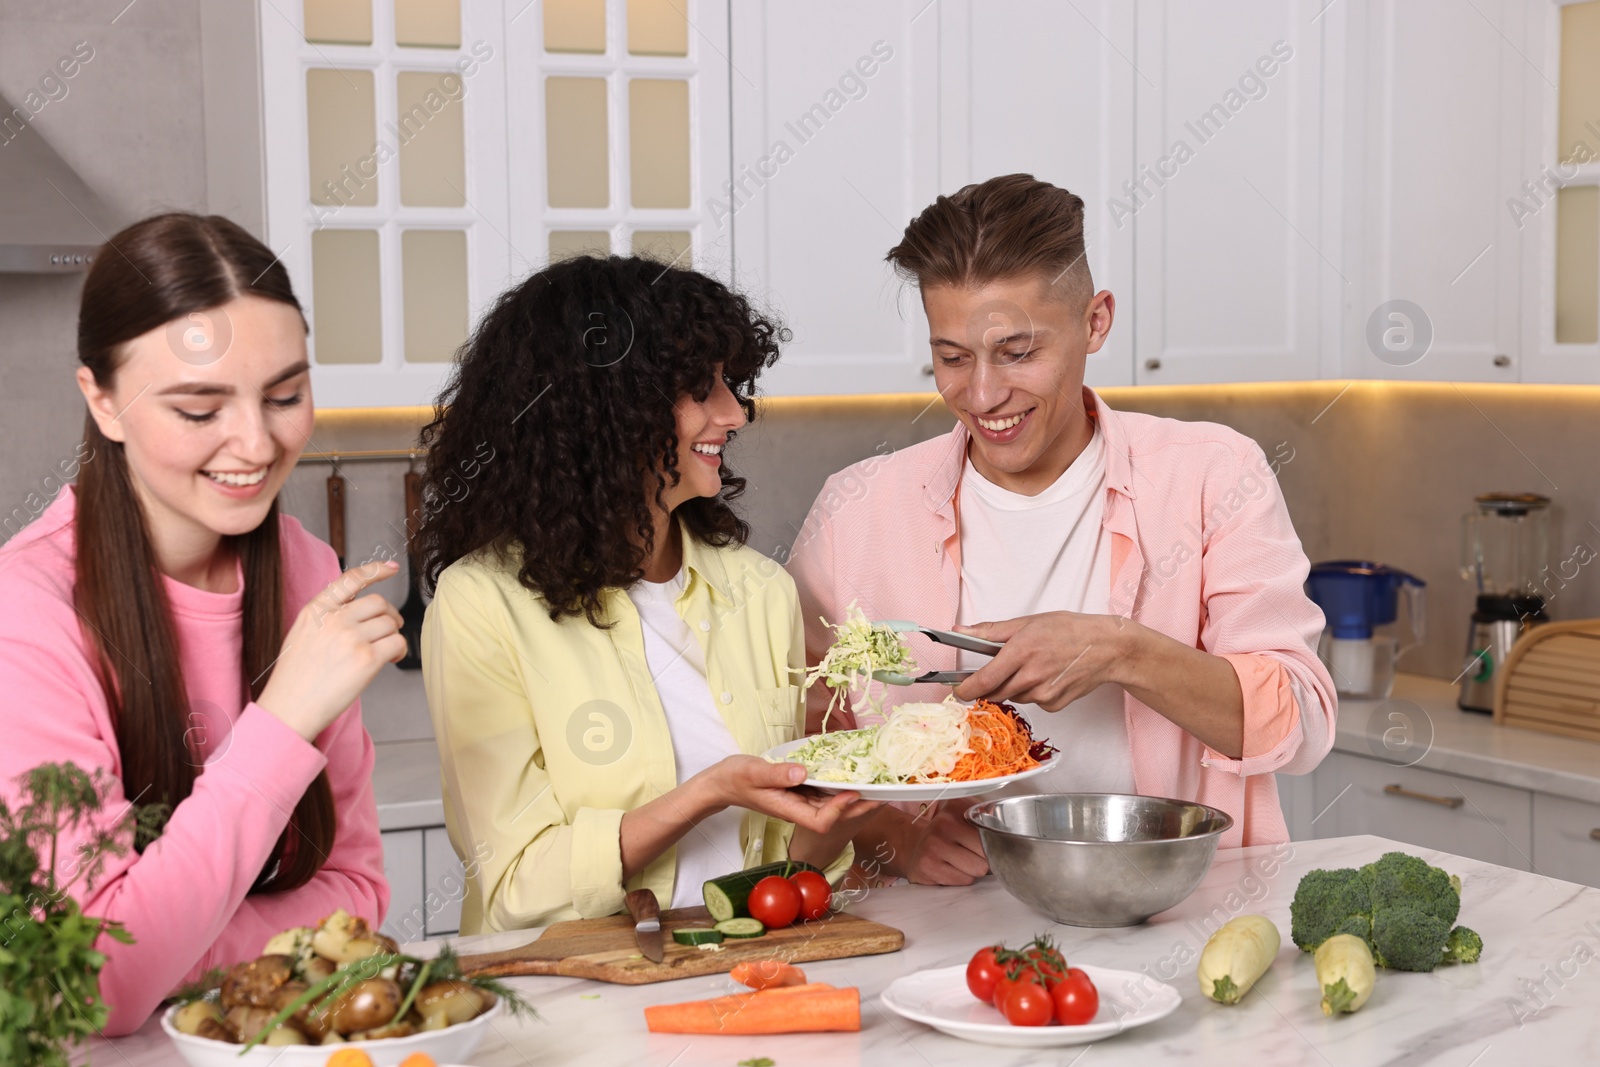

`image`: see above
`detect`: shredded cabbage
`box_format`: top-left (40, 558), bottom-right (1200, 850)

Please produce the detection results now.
top-left (800, 602), bottom-right (917, 729)
top-left (787, 697), bottom-right (972, 785)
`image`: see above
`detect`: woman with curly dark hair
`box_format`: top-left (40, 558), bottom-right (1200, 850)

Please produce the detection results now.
top-left (418, 255), bottom-right (872, 932)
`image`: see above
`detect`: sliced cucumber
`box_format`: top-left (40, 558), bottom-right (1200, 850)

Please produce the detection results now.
top-left (714, 918), bottom-right (766, 939)
top-left (703, 860), bottom-right (824, 923)
top-left (672, 927), bottom-right (724, 946)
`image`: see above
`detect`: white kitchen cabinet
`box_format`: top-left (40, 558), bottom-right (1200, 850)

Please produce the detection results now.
top-left (423, 826), bottom-right (466, 937)
top-left (958, 0), bottom-right (1136, 388)
top-left (728, 0), bottom-right (943, 396)
top-left (1131, 1), bottom-right (1331, 385)
top-left (379, 828), bottom-right (427, 943)
top-left (1310, 751), bottom-right (1534, 871)
top-left (1531, 793), bottom-right (1600, 889)
top-left (1340, 0), bottom-right (1526, 383)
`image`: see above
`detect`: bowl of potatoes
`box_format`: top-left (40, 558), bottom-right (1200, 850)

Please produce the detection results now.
top-left (162, 909), bottom-right (509, 1067)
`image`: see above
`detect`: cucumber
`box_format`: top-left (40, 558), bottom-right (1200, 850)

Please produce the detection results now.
top-left (714, 918), bottom-right (766, 939)
top-left (672, 927), bottom-right (724, 946)
top-left (703, 860), bottom-right (824, 923)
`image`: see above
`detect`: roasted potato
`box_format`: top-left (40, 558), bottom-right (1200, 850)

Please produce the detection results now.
top-left (326, 977), bottom-right (404, 1035)
top-left (348, 1020), bottom-right (417, 1041)
top-left (194, 1017), bottom-right (236, 1043)
top-left (414, 981), bottom-right (487, 1030)
top-left (312, 910), bottom-right (398, 965)
top-left (270, 979), bottom-right (332, 1041)
top-left (223, 1004), bottom-right (308, 1045)
top-left (262, 925), bottom-right (314, 959)
top-left (219, 955), bottom-right (295, 1009)
top-left (170, 998), bottom-right (224, 1036)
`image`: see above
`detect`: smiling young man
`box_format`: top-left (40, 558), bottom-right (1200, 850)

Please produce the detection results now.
top-left (786, 174), bottom-right (1336, 884)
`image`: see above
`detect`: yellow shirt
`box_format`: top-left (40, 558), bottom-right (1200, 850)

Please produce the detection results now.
top-left (422, 528), bottom-right (846, 933)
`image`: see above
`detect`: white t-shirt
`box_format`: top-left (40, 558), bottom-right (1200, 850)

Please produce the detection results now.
top-left (626, 570), bottom-right (747, 908)
top-left (955, 426), bottom-right (1137, 795)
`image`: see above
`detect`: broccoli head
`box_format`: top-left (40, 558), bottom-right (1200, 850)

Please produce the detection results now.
top-left (1371, 902), bottom-right (1453, 971)
top-left (1442, 926), bottom-right (1483, 965)
top-left (1363, 852), bottom-right (1461, 928)
top-left (1289, 867), bottom-right (1372, 952)
top-left (1290, 852), bottom-right (1482, 969)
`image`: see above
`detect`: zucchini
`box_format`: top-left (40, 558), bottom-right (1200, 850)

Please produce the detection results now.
top-left (672, 927), bottom-right (724, 946)
top-left (1197, 915), bottom-right (1281, 1005)
top-left (1315, 934), bottom-right (1376, 1016)
top-left (703, 860), bottom-right (824, 922)
top-left (714, 918), bottom-right (766, 939)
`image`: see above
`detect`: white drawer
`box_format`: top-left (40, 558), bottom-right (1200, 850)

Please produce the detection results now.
top-left (423, 826), bottom-right (466, 937)
top-left (1532, 793), bottom-right (1600, 889)
top-left (379, 828), bottom-right (426, 943)
top-left (1312, 752), bottom-right (1533, 870)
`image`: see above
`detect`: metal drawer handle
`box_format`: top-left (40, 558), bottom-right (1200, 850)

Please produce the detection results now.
top-left (1384, 784), bottom-right (1463, 809)
top-left (1589, 829), bottom-right (1600, 842)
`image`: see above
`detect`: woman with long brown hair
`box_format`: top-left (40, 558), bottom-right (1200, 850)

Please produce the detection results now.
top-left (0, 212), bottom-right (401, 1034)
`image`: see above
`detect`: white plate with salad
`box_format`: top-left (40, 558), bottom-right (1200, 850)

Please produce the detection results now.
top-left (766, 697), bottom-right (1059, 802)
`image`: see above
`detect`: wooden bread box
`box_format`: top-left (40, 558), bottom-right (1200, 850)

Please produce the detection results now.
top-left (1495, 619), bottom-right (1600, 741)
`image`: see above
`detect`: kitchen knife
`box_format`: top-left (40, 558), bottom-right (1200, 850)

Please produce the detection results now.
top-left (624, 888), bottom-right (665, 963)
top-left (325, 472), bottom-right (347, 570)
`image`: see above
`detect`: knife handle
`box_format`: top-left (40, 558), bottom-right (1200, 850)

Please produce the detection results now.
top-left (625, 888), bottom-right (660, 926)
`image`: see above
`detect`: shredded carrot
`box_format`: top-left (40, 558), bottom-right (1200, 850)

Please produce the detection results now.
top-left (944, 700), bottom-right (1041, 781)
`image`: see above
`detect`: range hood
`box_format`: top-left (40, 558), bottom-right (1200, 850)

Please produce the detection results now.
top-left (0, 91), bottom-right (113, 274)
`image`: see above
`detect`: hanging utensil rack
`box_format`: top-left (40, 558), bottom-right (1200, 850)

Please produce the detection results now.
top-left (296, 448), bottom-right (424, 465)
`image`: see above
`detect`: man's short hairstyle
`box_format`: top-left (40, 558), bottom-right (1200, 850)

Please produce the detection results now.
top-left (886, 173), bottom-right (1094, 309)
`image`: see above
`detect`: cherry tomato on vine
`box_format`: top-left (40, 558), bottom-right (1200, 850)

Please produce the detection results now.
top-left (747, 875), bottom-right (801, 928)
top-left (1000, 982), bottom-right (1054, 1026)
top-left (966, 946), bottom-right (1006, 1003)
top-left (991, 964), bottom-right (1044, 1010)
top-left (1052, 971), bottom-right (1099, 1025)
top-left (1023, 944), bottom-right (1067, 990)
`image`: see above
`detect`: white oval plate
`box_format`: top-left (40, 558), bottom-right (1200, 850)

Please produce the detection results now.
top-left (765, 738), bottom-right (1059, 801)
top-left (879, 963), bottom-right (1180, 1048)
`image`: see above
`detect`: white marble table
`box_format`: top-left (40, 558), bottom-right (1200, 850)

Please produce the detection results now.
top-left (90, 834), bottom-right (1596, 1066)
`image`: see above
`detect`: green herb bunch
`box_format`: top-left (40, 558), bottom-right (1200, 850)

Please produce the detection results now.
top-left (0, 762), bottom-right (165, 1067)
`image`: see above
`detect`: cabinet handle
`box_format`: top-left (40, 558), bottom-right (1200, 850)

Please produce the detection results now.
top-left (1383, 784), bottom-right (1463, 808)
top-left (1144, 358), bottom-right (1161, 371)
top-left (1589, 828), bottom-right (1600, 842)
top-left (921, 363), bottom-right (936, 376)
top-left (1493, 354), bottom-right (1511, 367)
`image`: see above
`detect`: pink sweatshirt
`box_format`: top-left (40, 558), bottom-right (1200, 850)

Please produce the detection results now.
top-left (0, 488), bottom-right (387, 1035)
top-left (787, 388), bottom-right (1338, 847)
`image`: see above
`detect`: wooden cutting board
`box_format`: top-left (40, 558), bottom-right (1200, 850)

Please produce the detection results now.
top-left (458, 906), bottom-right (904, 985)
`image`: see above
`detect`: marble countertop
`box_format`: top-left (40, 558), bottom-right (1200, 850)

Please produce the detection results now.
top-left (92, 834), bottom-right (1600, 1065)
top-left (1336, 673), bottom-right (1600, 804)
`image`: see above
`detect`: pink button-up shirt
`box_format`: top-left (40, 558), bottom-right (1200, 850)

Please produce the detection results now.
top-left (785, 388), bottom-right (1337, 847)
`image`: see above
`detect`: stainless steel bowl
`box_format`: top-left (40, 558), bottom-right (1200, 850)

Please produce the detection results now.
top-left (965, 793), bottom-right (1233, 927)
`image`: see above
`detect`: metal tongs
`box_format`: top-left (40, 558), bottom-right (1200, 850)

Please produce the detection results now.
top-left (870, 620), bottom-right (1004, 686)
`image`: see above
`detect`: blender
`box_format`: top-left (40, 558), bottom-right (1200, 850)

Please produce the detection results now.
top-left (1305, 561), bottom-right (1427, 699)
top-left (1458, 492), bottom-right (1551, 712)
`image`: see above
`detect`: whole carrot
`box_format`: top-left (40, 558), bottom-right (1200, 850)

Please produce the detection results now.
top-left (644, 986), bottom-right (860, 1034)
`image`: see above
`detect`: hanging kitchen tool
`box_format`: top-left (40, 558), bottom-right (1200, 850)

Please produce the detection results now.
top-left (325, 467), bottom-right (347, 570)
top-left (397, 462), bottom-right (425, 670)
